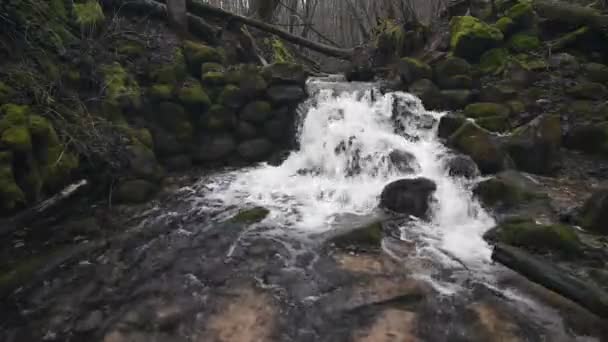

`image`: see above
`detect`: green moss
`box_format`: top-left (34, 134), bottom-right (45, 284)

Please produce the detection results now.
top-left (29, 115), bottom-right (60, 146)
top-left (450, 16), bottom-right (504, 62)
top-left (100, 62), bottom-right (141, 109)
top-left (474, 175), bottom-right (538, 208)
top-left (465, 103), bottom-right (511, 118)
top-left (476, 115), bottom-right (509, 132)
top-left (505, 1), bottom-right (535, 29)
top-left (479, 48), bottom-right (509, 75)
top-left (0, 82), bottom-right (15, 104)
top-left (183, 41), bottom-right (225, 76)
top-left (330, 222), bottom-right (383, 249)
top-left (399, 57), bottom-right (432, 84)
top-left (1, 126), bottom-right (32, 153)
top-left (508, 33), bottom-right (540, 52)
top-left (149, 50), bottom-right (188, 84)
top-left (269, 37), bottom-right (294, 63)
top-left (201, 71), bottom-right (226, 86)
top-left (449, 122), bottom-right (505, 173)
top-left (512, 53), bottom-right (547, 71)
top-left (0, 152), bottom-right (25, 211)
top-left (229, 207), bottom-right (270, 224)
top-left (0, 104), bottom-right (29, 131)
top-left (201, 62), bottom-right (224, 75)
top-left (149, 84), bottom-right (174, 102)
top-left (495, 17), bottom-right (515, 35)
top-left (177, 79), bottom-right (211, 110)
top-left (132, 128), bottom-right (154, 148)
top-left (218, 84), bottom-right (244, 109)
top-left (487, 220), bottom-right (581, 257)
top-left (374, 19), bottom-right (406, 54)
top-left (73, 0), bottom-right (105, 29)
top-left (507, 100), bottom-right (526, 114)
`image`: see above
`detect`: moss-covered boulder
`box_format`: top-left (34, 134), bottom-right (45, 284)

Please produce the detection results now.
top-left (218, 84), bottom-right (246, 110)
top-left (201, 71), bottom-right (225, 86)
top-left (505, 1), bottom-right (536, 29)
top-left (125, 145), bottom-right (164, 182)
top-left (73, 0), bottom-right (105, 31)
top-left (408, 79), bottom-right (442, 109)
top-left (567, 82), bottom-right (608, 101)
top-left (582, 63), bottom-right (608, 84)
top-left (512, 53), bottom-right (547, 72)
top-left (329, 221), bottom-right (383, 249)
top-left (464, 103), bottom-right (511, 118)
top-left (495, 17), bottom-right (515, 36)
top-left (434, 57), bottom-right (472, 89)
top-left (182, 41), bottom-right (225, 76)
top-left (440, 89), bottom-right (473, 110)
top-left (397, 57), bottom-right (432, 86)
top-left (201, 62), bottom-right (224, 75)
top-left (448, 122), bottom-right (509, 174)
top-left (578, 187), bottom-right (608, 235)
top-left (149, 50), bottom-right (188, 85)
top-left (473, 170), bottom-right (541, 210)
top-left (0, 82), bottom-right (16, 104)
top-left (479, 48), bottom-right (509, 75)
top-left (262, 62), bottom-right (308, 86)
top-left (450, 16), bottom-right (504, 62)
top-left (0, 152), bottom-right (25, 212)
top-left (177, 79), bottom-right (211, 111)
top-left (113, 179), bottom-right (159, 204)
top-left (479, 83), bottom-right (517, 102)
top-left (239, 101), bottom-right (272, 123)
top-left (148, 84), bottom-right (174, 102)
top-left (268, 37), bottom-right (295, 63)
top-left (100, 62), bottom-right (141, 110)
top-left (484, 219), bottom-right (582, 257)
top-left (229, 207), bottom-right (270, 225)
top-left (201, 105), bottom-right (235, 131)
top-left (508, 33), bottom-right (540, 52)
top-left (507, 114), bottom-right (561, 175)
top-left (476, 115), bottom-right (510, 132)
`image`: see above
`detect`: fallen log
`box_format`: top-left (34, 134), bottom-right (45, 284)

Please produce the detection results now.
top-left (492, 243), bottom-right (608, 318)
top-left (533, 0), bottom-right (608, 32)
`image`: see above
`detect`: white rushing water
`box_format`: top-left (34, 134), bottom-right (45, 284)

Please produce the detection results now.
top-left (201, 77), bottom-right (495, 271)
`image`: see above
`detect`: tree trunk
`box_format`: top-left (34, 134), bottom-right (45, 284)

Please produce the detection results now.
top-left (492, 243), bottom-right (608, 318)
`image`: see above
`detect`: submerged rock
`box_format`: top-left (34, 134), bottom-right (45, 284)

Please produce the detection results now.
top-left (445, 155), bottom-right (480, 179)
top-left (388, 149), bottom-right (420, 174)
top-left (329, 221), bottom-right (383, 249)
top-left (450, 16), bottom-right (503, 62)
top-left (379, 178), bottom-right (436, 219)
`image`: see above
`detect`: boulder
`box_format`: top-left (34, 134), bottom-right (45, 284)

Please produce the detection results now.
top-left (237, 138), bottom-right (273, 161)
top-left (177, 79), bottom-right (211, 111)
top-left (398, 58), bottom-right (432, 86)
top-left (218, 85), bottom-right (247, 110)
top-left (505, 1), bottom-right (536, 29)
top-left (437, 75), bottom-right (473, 90)
top-left (438, 113), bottom-right (467, 139)
top-left (267, 85), bottom-right (306, 104)
top-left (264, 118), bottom-right (289, 142)
top-left (379, 178), bottom-right (437, 219)
top-left (329, 221), bottom-right (383, 249)
top-left (567, 82), bottom-right (608, 101)
top-left (201, 105), bottom-right (236, 131)
top-left (434, 57), bottom-right (472, 83)
top-left (508, 33), bottom-right (541, 52)
top-left (564, 122), bottom-right (608, 154)
top-left (473, 170), bottom-right (541, 210)
top-left (193, 134), bottom-right (237, 162)
top-left (506, 114), bottom-right (561, 175)
top-left (201, 71), bottom-right (225, 86)
top-left (126, 145), bottom-right (164, 182)
top-left (440, 89), bottom-right (473, 110)
top-left (445, 155), bottom-right (480, 179)
top-left (240, 101), bottom-right (273, 123)
top-left (495, 17), bottom-right (515, 36)
top-left (388, 150), bottom-right (420, 174)
top-left (163, 155), bottom-right (192, 171)
top-left (114, 179), bottom-right (159, 204)
top-left (476, 115), bottom-right (510, 132)
top-left (201, 62), bottom-right (224, 74)
top-left (450, 16), bottom-right (503, 62)
top-left (408, 79), bottom-right (442, 109)
top-left (236, 121), bottom-right (259, 140)
top-left (578, 188), bottom-right (608, 235)
top-left (152, 128), bottom-right (185, 158)
top-left (479, 48), bottom-right (509, 75)
top-left (582, 63), bottom-right (608, 83)
top-left (262, 62), bottom-right (308, 85)
top-left (182, 41), bottom-right (225, 76)
top-left (479, 83), bottom-right (517, 102)
top-left (484, 218), bottom-right (582, 257)
top-left (464, 103), bottom-right (510, 118)
top-left (448, 122), bottom-right (509, 174)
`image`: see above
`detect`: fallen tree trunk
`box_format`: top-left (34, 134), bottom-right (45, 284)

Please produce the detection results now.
top-left (533, 0), bottom-right (608, 32)
top-left (492, 243), bottom-right (608, 318)
top-left (183, 0), bottom-right (354, 59)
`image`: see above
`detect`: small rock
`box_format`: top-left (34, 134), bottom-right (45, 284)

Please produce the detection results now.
top-left (388, 150), bottom-right (420, 174)
top-left (379, 178), bottom-right (437, 219)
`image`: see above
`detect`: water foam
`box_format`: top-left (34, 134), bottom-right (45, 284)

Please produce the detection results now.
top-left (202, 78), bottom-right (495, 270)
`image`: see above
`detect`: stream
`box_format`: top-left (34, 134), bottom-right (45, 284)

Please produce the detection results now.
top-left (1, 77), bottom-right (605, 341)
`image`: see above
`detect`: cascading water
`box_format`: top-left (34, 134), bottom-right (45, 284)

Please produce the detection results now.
top-left (197, 76), bottom-right (495, 275)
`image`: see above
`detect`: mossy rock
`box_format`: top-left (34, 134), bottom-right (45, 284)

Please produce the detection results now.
top-left (240, 101), bottom-right (273, 123)
top-left (440, 89), bottom-right (473, 110)
top-left (149, 50), bottom-right (188, 84)
top-left (218, 84), bottom-right (246, 110)
top-left (552, 27), bottom-right (594, 52)
top-left (114, 179), bottom-right (159, 204)
top-left (450, 16), bottom-right (504, 62)
top-left (131, 128), bottom-right (154, 149)
top-left (567, 82), bottom-right (608, 101)
top-left (398, 57), bottom-right (432, 85)
top-left (480, 83), bottom-right (517, 102)
top-left (1, 126), bottom-right (32, 153)
top-left (476, 115), bottom-right (510, 132)
top-left (437, 75), bottom-right (473, 90)
top-left (448, 122), bottom-right (508, 174)
top-left (73, 0), bottom-right (105, 30)
top-left (148, 84), bottom-right (174, 102)
top-left (582, 63), bottom-right (608, 84)
top-left (202, 105), bottom-right (235, 131)
top-left (484, 219), bottom-right (582, 257)
top-left (506, 100), bottom-right (526, 115)
top-left (177, 79), bottom-right (211, 111)
top-left (229, 207), bottom-right (270, 224)
top-left (434, 56), bottom-right (472, 78)
top-left (507, 114), bottom-right (561, 175)
top-left (183, 41), bottom-right (225, 76)
top-left (115, 40), bottom-right (145, 58)
top-left (409, 79), bottom-right (442, 109)
top-left (330, 222), bottom-right (383, 249)
top-left (0, 152), bottom-right (25, 212)
top-left (0, 104), bottom-right (30, 130)
top-left (262, 62), bottom-right (308, 85)
top-left (479, 48), bottom-right (509, 75)
top-left (438, 113), bottom-right (468, 139)
top-left (100, 62), bottom-right (141, 110)
top-left (0, 82), bottom-right (16, 104)
top-left (512, 53), bottom-right (547, 71)
top-left (505, 1), bottom-right (536, 29)
top-left (201, 62), bottom-right (224, 75)
top-left (464, 103), bottom-right (511, 118)
top-left (495, 17), bottom-right (515, 36)
top-left (508, 33), bottom-right (540, 52)
top-left (473, 170), bottom-right (541, 209)
top-left (201, 71), bottom-right (225, 86)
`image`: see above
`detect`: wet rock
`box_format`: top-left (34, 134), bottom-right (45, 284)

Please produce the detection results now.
top-left (473, 170), bottom-right (542, 211)
top-left (506, 114), bottom-right (561, 175)
top-left (329, 221), bottom-right (383, 249)
top-left (114, 179), bottom-right (159, 204)
top-left (398, 58), bottom-right (432, 86)
top-left (236, 121), bottom-right (258, 140)
top-left (445, 155), bottom-right (480, 178)
top-left (484, 218), bottom-right (582, 257)
top-left (438, 113), bottom-right (467, 139)
top-left (75, 310), bottom-right (104, 333)
top-left (440, 89), bottom-right (473, 110)
top-left (240, 101), bottom-right (272, 123)
top-left (229, 207), bottom-right (270, 224)
top-left (353, 309), bottom-right (418, 342)
top-left (388, 149), bottom-right (420, 174)
top-left (578, 187), bottom-right (608, 235)
top-left (237, 138), bottom-right (273, 161)
top-left (408, 79), bottom-right (442, 109)
top-left (379, 178), bottom-right (437, 218)
top-left (192, 134), bottom-right (237, 162)
top-left (267, 85), bottom-right (306, 104)
top-left (448, 122), bottom-right (510, 174)
top-left (262, 62), bottom-right (308, 85)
